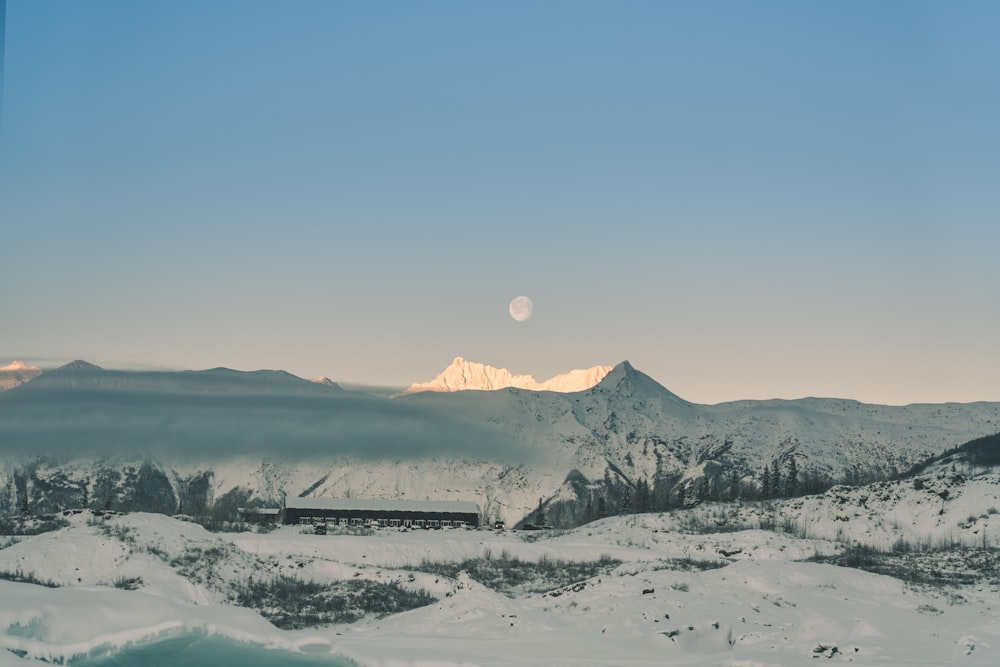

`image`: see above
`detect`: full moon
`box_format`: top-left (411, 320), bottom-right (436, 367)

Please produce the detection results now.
top-left (509, 296), bottom-right (534, 322)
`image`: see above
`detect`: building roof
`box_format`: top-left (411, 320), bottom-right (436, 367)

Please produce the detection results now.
top-left (285, 497), bottom-right (479, 515)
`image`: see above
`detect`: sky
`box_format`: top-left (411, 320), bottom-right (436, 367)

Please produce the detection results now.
top-left (1, 1), bottom-right (998, 405)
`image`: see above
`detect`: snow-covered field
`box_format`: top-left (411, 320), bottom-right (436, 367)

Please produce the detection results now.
top-left (2, 501), bottom-right (999, 666)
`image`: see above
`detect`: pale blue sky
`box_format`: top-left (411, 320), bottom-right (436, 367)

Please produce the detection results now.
top-left (1, 1), bottom-right (998, 404)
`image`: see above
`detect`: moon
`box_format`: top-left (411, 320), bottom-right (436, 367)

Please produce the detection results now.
top-left (509, 296), bottom-right (534, 322)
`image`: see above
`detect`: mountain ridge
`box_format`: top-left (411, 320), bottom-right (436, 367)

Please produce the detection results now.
top-left (11, 361), bottom-right (346, 397)
top-left (401, 357), bottom-right (613, 395)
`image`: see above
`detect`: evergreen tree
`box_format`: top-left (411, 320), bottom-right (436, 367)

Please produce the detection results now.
top-left (660, 487), bottom-right (672, 512)
top-left (596, 496), bottom-right (608, 518)
top-left (800, 469), bottom-right (832, 495)
top-left (535, 497), bottom-right (546, 526)
top-left (620, 487), bottom-right (632, 515)
top-left (20, 492), bottom-right (29, 517)
top-left (585, 497), bottom-right (594, 522)
top-left (846, 463), bottom-right (863, 486)
top-left (728, 469), bottom-right (740, 501)
top-left (772, 464), bottom-right (782, 498)
top-left (761, 464), bottom-right (772, 499)
top-left (785, 457), bottom-right (798, 497)
top-left (81, 484), bottom-right (89, 509)
top-left (635, 479), bottom-right (651, 514)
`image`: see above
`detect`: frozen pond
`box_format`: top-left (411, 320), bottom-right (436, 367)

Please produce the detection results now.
top-left (75, 635), bottom-right (357, 667)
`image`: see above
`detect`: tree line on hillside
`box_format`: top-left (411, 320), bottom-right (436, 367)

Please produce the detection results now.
top-left (905, 432), bottom-right (1000, 476)
top-left (573, 457), bottom-right (892, 525)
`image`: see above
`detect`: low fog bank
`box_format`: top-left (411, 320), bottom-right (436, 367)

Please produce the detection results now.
top-left (336, 383), bottom-right (408, 398)
top-left (0, 386), bottom-right (539, 464)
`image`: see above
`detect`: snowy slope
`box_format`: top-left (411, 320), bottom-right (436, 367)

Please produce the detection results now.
top-left (398, 361), bottom-right (1000, 524)
top-left (663, 459), bottom-right (1000, 551)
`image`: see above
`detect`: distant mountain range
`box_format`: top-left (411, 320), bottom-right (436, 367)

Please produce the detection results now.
top-left (401, 357), bottom-right (612, 395)
top-left (1, 358), bottom-right (997, 526)
top-left (0, 357), bottom-right (611, 395)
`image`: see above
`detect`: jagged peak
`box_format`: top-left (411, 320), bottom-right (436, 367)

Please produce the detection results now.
top-left (614, 360), bottom-right (636, 375)
top-left (310, 376), bottom-right (344, 390)
top-left (592, 360), bottom-right (690, 405)
top-left (597, 360), bottom-right (637, 384)
top-left (0, 360), bottom-right (44, 392)
top-left (1, 360), bottom-right (41, 372)
top-left (401, 358), bottom-right (611, 395)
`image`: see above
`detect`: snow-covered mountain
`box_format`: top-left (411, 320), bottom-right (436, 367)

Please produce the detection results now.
top-left (400, 357), bottom-right (612, 395)
top-left (0, 360), bottom-right (42, 391)
top-left (1, 359), bottom-right (998, 528)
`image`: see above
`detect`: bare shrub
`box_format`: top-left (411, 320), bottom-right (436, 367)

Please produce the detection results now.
top-left (407, 551), bottom-right (621, 597)
top-left (0, 568), bottom-right (60, 588)
top-left (235, 576), bottom-right (436, 628)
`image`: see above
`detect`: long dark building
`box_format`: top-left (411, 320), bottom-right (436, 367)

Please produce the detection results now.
top-left (283, 497), bottom-right (480, 528)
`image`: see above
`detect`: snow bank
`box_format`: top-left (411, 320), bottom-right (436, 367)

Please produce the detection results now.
top-left (0, 581), bottom-right (333, 664)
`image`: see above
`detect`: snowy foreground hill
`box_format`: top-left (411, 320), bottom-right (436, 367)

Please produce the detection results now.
top-left (1, 359), bottom-right (998, 527)
top-left (3, 456), bottom-right (1000, 666)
